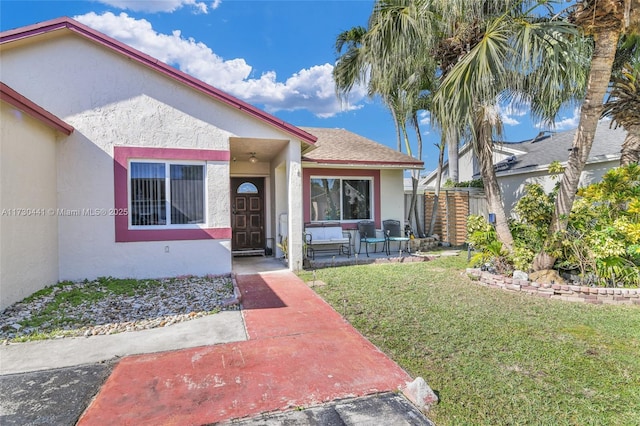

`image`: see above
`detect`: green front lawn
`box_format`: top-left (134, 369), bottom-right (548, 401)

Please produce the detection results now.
top-left (299, 255), bottom-right (640, 425)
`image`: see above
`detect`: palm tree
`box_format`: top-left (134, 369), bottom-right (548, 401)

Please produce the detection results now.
top-left (334, 1), bottom-right (587, 253)
top-left (533, 0), bottom-right (640, 270)
top-left (433, 2), bottom-right (585, 253)
top-left (602, 62), bottom-right (640, 166)
top-left (334, 1), bottom-right (437, 236)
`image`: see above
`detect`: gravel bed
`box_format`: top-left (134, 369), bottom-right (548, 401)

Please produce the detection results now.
top-left (0, 275), bottom-right (239, 342)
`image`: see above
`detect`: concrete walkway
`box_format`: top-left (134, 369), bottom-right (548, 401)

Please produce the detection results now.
top-left (0, 311), bottom-right (246, 375)
top-left (1, 258), bottom-right (434, 425)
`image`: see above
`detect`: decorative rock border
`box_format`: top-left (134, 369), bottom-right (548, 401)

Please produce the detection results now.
top-left (408, 237), bottom-right (439, 252)
top-left (466, 268), bottom-right (640, 306)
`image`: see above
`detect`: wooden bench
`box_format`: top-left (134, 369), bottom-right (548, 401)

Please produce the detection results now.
top-left (304, 224), bottom-right (351, 259)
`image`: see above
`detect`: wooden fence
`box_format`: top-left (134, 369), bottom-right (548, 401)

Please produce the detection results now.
top-left (405, 188), bottom-right (487, 246)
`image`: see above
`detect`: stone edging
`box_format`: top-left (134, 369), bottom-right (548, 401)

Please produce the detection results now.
top-left (466, 268), bottom-right (640, 306)
top-left (224, 273), bottom-right (243, 306)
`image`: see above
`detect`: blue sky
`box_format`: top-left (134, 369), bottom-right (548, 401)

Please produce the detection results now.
top-left (1, 0), bottom-right (581, 172)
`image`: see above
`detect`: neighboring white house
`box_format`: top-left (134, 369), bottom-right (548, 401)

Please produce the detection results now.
top-left (0, 18), bottom-right (422, 309)
top-left (422, 122), bottom-right (625, 215)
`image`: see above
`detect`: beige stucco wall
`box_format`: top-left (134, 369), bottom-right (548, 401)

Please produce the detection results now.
top-left (0, 103), bottom-right (59, 310)
top-left (457, 149), bottom-right (476, 183)
top-left (1, 33), bottom-right (298, 281)
top-left (270, 141), bottom-right (303, 270)
top-left (425, 145), bottom-right (517, 187)
top-left (380, 169), bottom-right (406, 223)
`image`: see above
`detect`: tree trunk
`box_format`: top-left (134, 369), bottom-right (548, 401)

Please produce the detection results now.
top-left (620, 124), bottom-right (640, 166)
top-left (533, 28), bottom-right (621, 270)
top-left (411, 173), bottom-right (424, 238)
top-left (428, 139), bottom-right (446, 236)
top-left (412, 112), bottom-right (425, 237)
top-left (391, 108), bottom-right (402, 152)
top-left (413, 196), bottom-right (422, 237)
top-left (408, 173), bottom-right (418, 229)
top-left (447, 128), bottom-right (459, 184)
top-left (476, 117), bottom-right (513, 253)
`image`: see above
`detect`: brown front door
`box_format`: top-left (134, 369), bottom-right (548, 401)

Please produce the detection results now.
top-left (231, 177), bottom-right (264, 252)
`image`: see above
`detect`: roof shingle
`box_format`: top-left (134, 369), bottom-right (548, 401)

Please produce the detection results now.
top-left (497, 120), bottom-right (625, 174)
top-left (300, 127), bottom-right (423, 169)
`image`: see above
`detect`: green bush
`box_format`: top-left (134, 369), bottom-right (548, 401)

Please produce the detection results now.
top-left (444, 178), bottom-right (484, 188)
top-left (567, 164), bottom-right (640, 286)
top-left (467, 164), bottom-right (640, 287)
top-left (466, 215), bottom-right (512, 275)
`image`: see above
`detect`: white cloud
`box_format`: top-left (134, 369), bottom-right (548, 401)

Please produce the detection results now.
top-left (96, 0), bottom-right (210, 13)
top-left (501, 115), bottom-right (520, 126)
top-left (75, 12), bottom-right (366, 117)
top-left (496, 99), bottom-right (529, 127)
top-left (418, 110), bottom-right (430, 126)
top-left (535, 107), bottom-right (580, 131)
top-left (552, 108), bottom-right (581, 130)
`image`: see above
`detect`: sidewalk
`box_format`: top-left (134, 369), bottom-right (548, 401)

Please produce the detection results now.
top-left (77, 271), bottom-right (416, 424)
top-left (1, 264), bottom-right (433, 425)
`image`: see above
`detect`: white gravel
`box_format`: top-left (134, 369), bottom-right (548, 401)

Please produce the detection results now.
top-left (0, 275), bottom-right (239, 342)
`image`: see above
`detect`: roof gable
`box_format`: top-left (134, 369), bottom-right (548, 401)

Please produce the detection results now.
top-left (422, 120), bottom-right (625, 185)
top-left (496, 121), bottom-right (624, 174)
top-left (300, 127), bottom-right (423, 169)
top-left (0, 17), bottom-right (315, 145)
top-left (0, 82), bottom-right (73, 135)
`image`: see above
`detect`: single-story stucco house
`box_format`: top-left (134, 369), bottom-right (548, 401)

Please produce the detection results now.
top-left (421, 122), bottom-right (626, 215)
top-left (0, 17), bottom-right (422, 310)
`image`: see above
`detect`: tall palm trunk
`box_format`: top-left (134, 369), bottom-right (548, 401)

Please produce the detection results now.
top-left (534, 28), bottom-right (621, 270)
top-left (391, 107), bottom-right (402, 152)
top-left (399, 124), bottom-right (418, 230)
top-left (411, 111), bottom-right (425, 237)
top-left (410, 172), bottom-right (423, 236)
top-left (447, 135), bottom-right (459, 184)
top-left (475, 111), bottom-right (513, 253)
top-left (476, 120), bottom-right (513, 252)
top-left (620, 124), bottom-right (640, 165)
top-left (428, 136), bottom-right (446, 236)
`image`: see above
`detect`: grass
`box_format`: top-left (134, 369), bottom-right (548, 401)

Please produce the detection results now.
top-left (298, 254), bottom-right (640, 425)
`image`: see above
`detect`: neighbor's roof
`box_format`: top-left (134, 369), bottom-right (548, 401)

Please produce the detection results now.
top-left (0, 82), bottom-right (73, 135)
top-left (491, 120), bottom-right (624, 175)
top-left (300, 127), bottom-right (423, 169)
top-left (422, 119), bottom-right (625, 184)
top-left (0, 17), bottom-right (316, 145)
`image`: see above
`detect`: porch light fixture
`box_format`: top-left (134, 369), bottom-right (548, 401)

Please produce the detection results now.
top-left (248, 152), bottom-right (258, 164)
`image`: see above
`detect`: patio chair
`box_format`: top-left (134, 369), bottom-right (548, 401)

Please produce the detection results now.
top-left (383, 219), bottom-right (411, 255)
top-left (357, 220), bottom-right (387, 257)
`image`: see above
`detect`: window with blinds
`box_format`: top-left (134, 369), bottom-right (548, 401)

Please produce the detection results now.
top-left (130, 161), bottom-right (205, 227)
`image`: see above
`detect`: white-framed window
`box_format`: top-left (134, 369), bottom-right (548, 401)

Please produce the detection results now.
top-left (129, 160), bottom-right (206, 227)
top-left (310, 177), bottom-right (373, 222)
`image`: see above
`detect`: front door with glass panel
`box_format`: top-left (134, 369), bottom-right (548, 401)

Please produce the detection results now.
top-left (231, 177), bottom-right (264, 252)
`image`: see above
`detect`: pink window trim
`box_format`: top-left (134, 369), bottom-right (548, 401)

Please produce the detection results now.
top-left (302, 168), bottom-right (381, 230)
top-left (113, 146), bottom-right (231, 242)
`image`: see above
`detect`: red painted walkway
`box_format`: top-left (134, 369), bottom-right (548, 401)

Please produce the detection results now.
top-left (77, 272), bottom-right (412, 425)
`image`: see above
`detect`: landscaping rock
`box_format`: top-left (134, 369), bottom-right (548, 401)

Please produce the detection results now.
top-left (403, 377), bottom-right (439, 412)
top-left (0, 275), bottom-right (239, 341)
top-left (529, 269), bottom-right (566, 285)
top-left (513, 270), bottom-right (529, 281)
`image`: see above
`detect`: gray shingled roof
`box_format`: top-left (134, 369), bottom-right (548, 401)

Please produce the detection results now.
top-left (493, 120), bottom-right (625, 175)
top-left (300, 127), bottom-right (423, 169)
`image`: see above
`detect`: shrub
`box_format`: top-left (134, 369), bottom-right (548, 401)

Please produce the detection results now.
top-left (467, 164), bottom-right (640, 286)
top-left (466, 215), bottom-right (512, 275)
